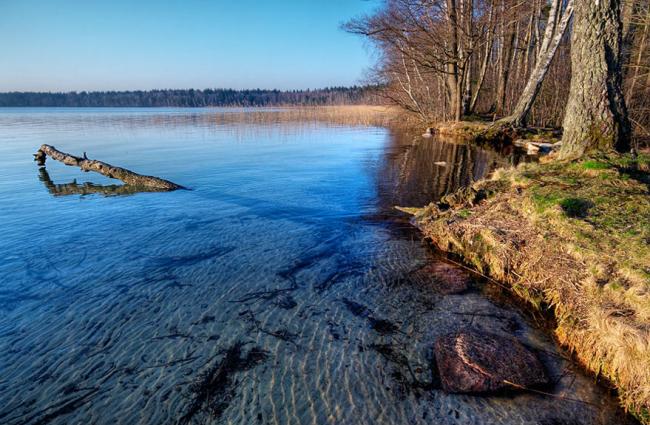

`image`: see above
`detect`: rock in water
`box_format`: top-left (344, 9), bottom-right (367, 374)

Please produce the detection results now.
top-left (434, 330), bottom-right (548, 393)
top-left (413, 262), bottom-right (470, 295)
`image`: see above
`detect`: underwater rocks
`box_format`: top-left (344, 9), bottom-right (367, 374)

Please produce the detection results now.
top-left (434, 330), bottom-right (548, 394)
top-left (413, 262), bottom-right (470, 295)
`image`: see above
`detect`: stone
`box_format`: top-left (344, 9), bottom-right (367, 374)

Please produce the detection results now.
top-left (417, 262), bottom-right (470, 295)
top-left (434, 330), bottom-right (548, 393)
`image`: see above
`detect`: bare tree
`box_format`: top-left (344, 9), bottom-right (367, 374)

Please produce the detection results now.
top-left (345, 0), bottom-right (489, 121)
top-left (347, 0), bottom-right (645, 147)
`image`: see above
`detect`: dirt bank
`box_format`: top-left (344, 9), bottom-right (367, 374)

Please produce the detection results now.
top-left (402, 153), bottom-right (650, 422)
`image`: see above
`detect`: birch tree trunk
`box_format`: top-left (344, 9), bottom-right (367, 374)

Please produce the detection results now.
top-left (559, 0), bottom-right (631, 159)
top-left (502, 0), bottom-right (574, 127)
top-left (461, 0), bottom-right (474, 116)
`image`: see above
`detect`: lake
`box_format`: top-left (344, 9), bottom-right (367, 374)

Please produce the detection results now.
top-left (0, 108), bottom-right (631, 424)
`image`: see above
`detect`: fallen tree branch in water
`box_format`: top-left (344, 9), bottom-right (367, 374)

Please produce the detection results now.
top-left (37, 168), bottom-right (167, 197)
top-left (34, 144), bottom-right (184, 191)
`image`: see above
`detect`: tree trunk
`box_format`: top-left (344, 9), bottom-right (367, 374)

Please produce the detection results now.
top-left (447, 0), bottom-right (463, 121)
top-left (496, 30), bottom-right (515, 116)
top-left (461, 0), bottom-right (474, 116)
top-left (503, 0), bottom-right (574, 127)
top-left (559, 0), bottom-right (631, 159)
top-left (626, 9), bottom-right (648, 101)
top-left (494, 1), bottom-right (513, 116)
top-left (470, 1), bottom-right (495, 113)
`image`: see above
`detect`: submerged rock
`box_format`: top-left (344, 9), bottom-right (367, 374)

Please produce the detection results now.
top-left (415, 262), bottom-right (470, 295)
top-left (434, 330), bottom-right (548, 393)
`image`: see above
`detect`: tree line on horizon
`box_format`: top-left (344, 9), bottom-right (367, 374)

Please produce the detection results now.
top-left (0, 86), bottom-right (380, 108)
top-left (346, 0), bottom-right (650, 153)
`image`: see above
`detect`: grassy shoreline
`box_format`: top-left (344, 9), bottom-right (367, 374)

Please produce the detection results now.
top-left (432, 120), bottom-right (563, 145)
top-left (401, 152), bottom-right (650, 422)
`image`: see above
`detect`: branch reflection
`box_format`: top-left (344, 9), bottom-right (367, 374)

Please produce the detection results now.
top-left (38, 167), bottom-right (167, 197)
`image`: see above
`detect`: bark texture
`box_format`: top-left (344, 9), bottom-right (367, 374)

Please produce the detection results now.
top-left (34, 144), bottom-right (184, 191)
top-left (559, 0), bottom-right (631, 159)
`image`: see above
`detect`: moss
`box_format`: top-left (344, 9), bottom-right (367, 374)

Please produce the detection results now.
top-left (559, 198), bottom-right (594, 218)
top-left (587, 124), bottom-right (616, 153)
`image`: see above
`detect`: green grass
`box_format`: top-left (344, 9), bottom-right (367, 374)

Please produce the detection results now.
top-left (580, 160), bottom-right (609, 170)
top-left (458, 209), bottom-right (472, 219)
top-left (530, 189), bottom-right (563, 213)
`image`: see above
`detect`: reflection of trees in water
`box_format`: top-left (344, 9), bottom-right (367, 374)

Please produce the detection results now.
top-left (377, 130), bottom-right (527, 208)
top-left (38, 167), bottom-right (165, 197)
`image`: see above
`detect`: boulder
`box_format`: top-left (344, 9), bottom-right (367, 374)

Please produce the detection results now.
top-left (416, 262), bottom-right (470, 295)
top-left (434, 330), bottom-right (548, 393)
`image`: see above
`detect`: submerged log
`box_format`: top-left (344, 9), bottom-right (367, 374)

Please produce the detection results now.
top-left (34, 144), bottom-right (184, 191)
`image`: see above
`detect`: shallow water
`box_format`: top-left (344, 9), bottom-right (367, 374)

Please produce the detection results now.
top-left (0, 108), bottom-right (632, 424)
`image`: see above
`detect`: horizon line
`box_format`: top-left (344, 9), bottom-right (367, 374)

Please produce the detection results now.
top-left (0, 85), bottom-right (378, 95)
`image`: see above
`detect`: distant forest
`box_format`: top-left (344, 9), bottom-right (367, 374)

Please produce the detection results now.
top-left (0, 86), bottom-right (380, 107)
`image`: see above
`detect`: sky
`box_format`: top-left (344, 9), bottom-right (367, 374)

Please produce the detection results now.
top-left (0, 0), bottom-right (380, 92)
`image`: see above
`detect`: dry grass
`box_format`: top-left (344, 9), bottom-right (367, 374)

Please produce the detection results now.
top-left (432, 120), bottom-right (562, 145)
top-left (39, 106), bottom-right (408, 135)
top-left (407, 153), bottom-right (650, 422)
top-left (207, 105), bottom-right (409, 128)
top-left (434, 121), bottom-right (493, 139)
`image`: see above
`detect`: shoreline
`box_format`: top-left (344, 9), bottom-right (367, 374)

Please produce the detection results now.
top-left (399, 150), bottom-right (650, 423)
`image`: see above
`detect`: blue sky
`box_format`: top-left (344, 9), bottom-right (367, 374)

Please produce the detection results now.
top-left (0, 0), bottom-right (379, 91)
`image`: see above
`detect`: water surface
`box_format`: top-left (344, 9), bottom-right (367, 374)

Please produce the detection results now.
top-left (0, 108), bottom-right (631, 424)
